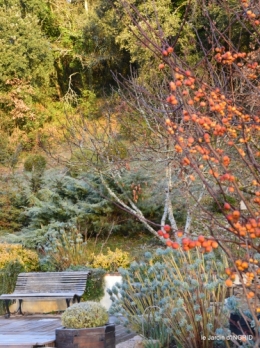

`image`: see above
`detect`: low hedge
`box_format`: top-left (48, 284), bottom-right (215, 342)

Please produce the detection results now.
top-left (66, 266), bottom-right (106, 302)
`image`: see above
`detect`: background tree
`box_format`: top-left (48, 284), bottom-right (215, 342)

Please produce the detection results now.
top-left (114, 0), bottom-right (197, 78)
top-left (0, 0), bottom-right (54, 134)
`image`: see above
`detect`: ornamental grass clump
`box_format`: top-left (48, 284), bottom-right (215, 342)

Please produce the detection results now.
top-left (109, 248), bottom-right (230, 348)
top-left (46, 229), bottom-right (90, 270)
top-left (61, 301), bottom-right (108, 329)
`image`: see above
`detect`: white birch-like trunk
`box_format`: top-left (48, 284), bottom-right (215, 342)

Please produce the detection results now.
top-left (184, 210), bottom-right (192, 235)
top-left (100, 174), bottom-right (159, 238)
top-left (161, 159), bottom-right (178, 232)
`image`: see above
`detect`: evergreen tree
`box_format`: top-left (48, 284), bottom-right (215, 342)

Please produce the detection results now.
top-left (0, 3), bottom-right (53, 87)
top-left (114, 0), bottom-right (197, 74)
top-left (0, 0), bottom-right (54, 135)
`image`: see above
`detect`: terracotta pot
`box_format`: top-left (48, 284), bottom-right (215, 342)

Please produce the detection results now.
top-left (56, 324), bottom-right (115, 348)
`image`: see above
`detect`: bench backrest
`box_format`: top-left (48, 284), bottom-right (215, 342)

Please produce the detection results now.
top-left (13, 271), bottom-right (90, 295)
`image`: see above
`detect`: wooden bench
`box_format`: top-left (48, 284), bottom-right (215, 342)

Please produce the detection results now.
top-left (0, 271), bottom-right (90, 318)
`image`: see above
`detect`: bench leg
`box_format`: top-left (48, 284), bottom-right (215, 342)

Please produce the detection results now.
top-left (75, 295), bottom-right (81, 303)
top-left (72, 295), bottom-right (81, 304)
top-left (17, 299), bottom-right (23, 315)
top-left (4, 300), bottom-right (10, 318)
top-left (66, 299), bottom-right (70, 308)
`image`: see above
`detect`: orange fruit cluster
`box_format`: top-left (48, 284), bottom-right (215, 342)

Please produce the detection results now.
top-left (162, 46), bottom-right (174, 57)
top-left (228, 218), bottom-right (260, 239)
top-left (225, 258), bottom-right (260, 293)
top-left (246, 10), bottom-right (257, 20)
top-left (157, 228), bottom-right (218, 253)
top-left (215, 49), bottom-right (246, 65)
top-left (235, 259), bottom-right (249, 271)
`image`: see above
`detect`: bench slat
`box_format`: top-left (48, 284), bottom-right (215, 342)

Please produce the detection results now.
top-left (0, 272), bottom-right (90, 303)
top-left (1, 293), bottom-right (79, 298)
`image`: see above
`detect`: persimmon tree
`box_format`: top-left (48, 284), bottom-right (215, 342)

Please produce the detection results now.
top-left (111, 0), bottom-right (260, 342)
top-left (113, 0), bottom-right (260, 239)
